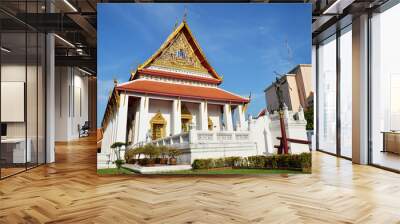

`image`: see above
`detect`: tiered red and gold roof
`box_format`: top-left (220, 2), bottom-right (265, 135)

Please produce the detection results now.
top-left (117, 21), bottom-right (249, 104)
top-left (117, 79), bottom-right (249, 103)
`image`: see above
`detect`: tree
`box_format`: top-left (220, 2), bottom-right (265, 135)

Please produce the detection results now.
top-left (110, 142), bottom-right (126, 173)
top-left (304, 107), bottom-right (314, 130)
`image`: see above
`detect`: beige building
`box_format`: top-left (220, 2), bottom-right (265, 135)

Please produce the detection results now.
top-left (264, 64), bottom-right (313, 112)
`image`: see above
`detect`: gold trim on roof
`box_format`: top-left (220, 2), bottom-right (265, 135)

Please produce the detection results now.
top-left (132, 21), bottom-right (221, 81)
top-left (101, 85), bottom-right (120, 131)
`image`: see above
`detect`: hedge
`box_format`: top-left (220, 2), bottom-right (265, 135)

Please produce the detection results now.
top-left (191, 153), bottom-right (311, 172)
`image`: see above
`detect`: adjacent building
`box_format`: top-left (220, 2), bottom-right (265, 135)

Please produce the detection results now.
top-left (264, 64), bottom-right (312, 112)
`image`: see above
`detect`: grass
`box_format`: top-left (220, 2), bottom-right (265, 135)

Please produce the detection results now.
top-left (158, 168), bottom-right (304, 175)
top-left (97, 167), bottom-right (134, 175)
top-left (97, 167), bottom-right (307, 175)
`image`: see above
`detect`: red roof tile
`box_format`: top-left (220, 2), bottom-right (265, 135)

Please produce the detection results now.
top-left (116, 80), bottom-right (249, 103)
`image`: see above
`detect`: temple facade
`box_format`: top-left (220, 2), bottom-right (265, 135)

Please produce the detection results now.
top-left (99, 21), bottom-right (261, 167)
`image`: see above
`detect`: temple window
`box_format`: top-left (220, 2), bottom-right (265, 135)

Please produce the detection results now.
top-left (150, 111), bottom-right (167, 140)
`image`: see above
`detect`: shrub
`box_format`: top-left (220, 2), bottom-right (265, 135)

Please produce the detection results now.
top-left (247, 156), bottom-right (267, 169)
top-left (126, 145), bottom-right (184, 166)
top-left (277, 154), bottom-right (290, 168)
top-left (168, 148), bottom-right (181, 159)
top-left (300, 152), bottom-right (312, 172)
top-left (192, 159), bottom-right (203, 169)
top-left (124, 149), bottom-right (136, 163)
top-left (159, 146), bottom-right (169, 159)
top-left (224, 157), bottom-right (241, 167)
top-left (190, 153), bottom-right (312, 172)
top-left (138, 158), bottom-right (149, 166)
top-left (270, 155), bottom-right (278, 169)
top-left (288, 154), bottom-right (302, 168)
top-left (132, 146), bottom-right (144, 159)
top-left (143, 144), bottom-right (160, 159)
top-left (192, 158), bottom-right (213, 169)
top-left (213, 158), bottom-right (225, 168)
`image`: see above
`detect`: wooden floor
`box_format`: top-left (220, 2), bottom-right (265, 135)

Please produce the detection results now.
top-left (373, 151), bottom-right (400, 171)
top-left (1, 136), bottom-right (400, 223)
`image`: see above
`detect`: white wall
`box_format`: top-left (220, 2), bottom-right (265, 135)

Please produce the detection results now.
top-left (249, 115), bottom-right (272, 155)
top-left (183, 102), bottom-right (199, 130)
top-left (54, 66), bottom-right (89, 141)
top-left (250, 109), bottom-right (309, 154)
top-left (208, 104), bottom-right (222, 131)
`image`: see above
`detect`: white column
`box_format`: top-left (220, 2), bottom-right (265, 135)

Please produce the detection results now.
top-left (138, 96), bottom-right (149, 142)
top-left (133, 101), bottom-right (140, 144)
top-left (172, 99), bottom-right (182, 134)
top-left (312, 45), bottom-right (317, 151)
top-left (223, 104), bottom-right (233, 131)
top-left (46, 29), bottom-right (55, 163)
top-left (115, 93), bottom-right (129, 145)
top-left (237, 104), bottom-right (246, 131)
top-left (352, 14), bottom-right (369, 164)
top-left (199, 101), bottom-right (208, 130)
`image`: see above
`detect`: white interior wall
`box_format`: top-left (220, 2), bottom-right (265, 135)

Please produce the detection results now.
top-left (1, 65), bottom-right (26, 138)
top-left (1, 66), bottom-right (26, 125)
top-left (54, 66), bottom-right (89, 141)
top-left (1, 63), bottom-right (46, 163)
top-left (55, 67), bottom-right (69, 141)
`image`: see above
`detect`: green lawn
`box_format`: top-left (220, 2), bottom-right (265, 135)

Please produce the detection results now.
top-left (97, 167), bottom-right (134, 175)
top-left (158, 168), bottom-right (304, 175)
top-left (97, 167), bottom-right (306, 175)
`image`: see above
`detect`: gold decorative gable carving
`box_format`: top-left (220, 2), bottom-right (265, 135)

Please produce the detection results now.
top-left (150, 111), bottom-right (167, 125)
top-left (181, 104), bottom-right (193, 120)
top-left (151, 32), bottom-right (209, 73)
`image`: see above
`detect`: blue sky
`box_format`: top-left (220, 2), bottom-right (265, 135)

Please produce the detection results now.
top-left (98, 3), bottom-right (311, 126)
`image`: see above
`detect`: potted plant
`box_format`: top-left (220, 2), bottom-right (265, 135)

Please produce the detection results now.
top-left (168, 148), bottom-right (181, 165)
top-left (143, 144), bottom-right (160, 166)
top-left (110, 142), bottom-right (126, 173)
top-left (133, 146), bottom-right (144, 164)
top-left (159, 146), bottom-right (169, 165)
top-left (124, 148), bottom-right (136, 164)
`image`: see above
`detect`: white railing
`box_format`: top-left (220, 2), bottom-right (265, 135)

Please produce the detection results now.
top-left (127, 130), bottom-right (252, 151)
top-left (152, 132), bottom-right (190, 148)
top-left (190, 130), bottom-right (251, 143)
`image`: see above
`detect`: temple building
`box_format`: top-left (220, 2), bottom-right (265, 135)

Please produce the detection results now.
top-left (99, 21), bottom-right (262, 166)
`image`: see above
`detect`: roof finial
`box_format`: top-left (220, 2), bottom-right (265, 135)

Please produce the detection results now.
top-left (183, 5), bottom-right (188, 22)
